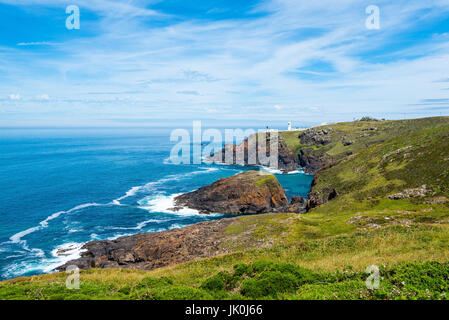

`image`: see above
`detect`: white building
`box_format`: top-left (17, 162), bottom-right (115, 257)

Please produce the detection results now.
top-left (287, 122), bottom-right (292, 131)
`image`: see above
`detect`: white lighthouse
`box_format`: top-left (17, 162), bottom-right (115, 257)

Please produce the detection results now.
top-left (287, 122), bottom-right (292, 131)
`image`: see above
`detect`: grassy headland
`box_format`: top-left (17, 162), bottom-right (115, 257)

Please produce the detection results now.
top-left (1, 117), bottom-right (449, 300)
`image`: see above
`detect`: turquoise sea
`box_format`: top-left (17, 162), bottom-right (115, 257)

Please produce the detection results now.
top-left (0, 127), bottom-right (313, 280)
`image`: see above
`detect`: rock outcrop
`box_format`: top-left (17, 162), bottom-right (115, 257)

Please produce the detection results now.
top-left (174, 171), bottom-right (303, 214)
top-left (56, 218), bottom-right (236, 272)
top-left (388, 185), bottom-right (428, 200)
top-left (56, 172), bottom-right (310, 272)
top-left (295, 128), bottom-right (335, 174)
top-left (298, 128), bottom-right (333, 146)
top-left (208, 133), bottom-right (300, 174)
top-left (298, 148), bottom-right (332, 175)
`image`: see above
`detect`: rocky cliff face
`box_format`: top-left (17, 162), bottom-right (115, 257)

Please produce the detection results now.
top-left (297, 128), bottom-right (334, 175)
top-left (209, 134), bottom-right (300, 174)
top-left (56, 218), bottom-right (236, 272)
top-left (298, 148), bottom-right (332, 175)
top-left (56, 171), bottom-right (309, 272)
top-left (174, 171), bottom-right (303, 214)
top-left (56, 171), bottom-right (310, 272)
top-left (208, 130), bottom-right (335, 175)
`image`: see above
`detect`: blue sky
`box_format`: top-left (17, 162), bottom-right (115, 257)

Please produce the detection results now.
top-left (0, 0), bottom-right (449, 127)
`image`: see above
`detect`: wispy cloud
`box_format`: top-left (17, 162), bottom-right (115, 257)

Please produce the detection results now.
top-left (1, 0), bottom-right (449, 126)
top-left (17, 42), bottom-right (56, 46)
top-left (9, 94), bottom-right (21, 100)
top-left (177, 90), bottom-right (201, 96)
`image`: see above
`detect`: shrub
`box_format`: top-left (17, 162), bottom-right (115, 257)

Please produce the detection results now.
top-left (269, 262), bottom-right (321, 285)
top-left (201, 271), bottom-right (240, 292)
top-left (241, 271), bottom-right (299, 298)
top-left (386, 262), bottom-right (449, 294)
top-left (201, 273), bottom-right (227, 292)
top-left (359, 116), bottom-right (379, 122)
top-left (135, 277), bottom-right (173, 289)
top-left (154, 286), bottom-right (213, 300)
top-left (233, 263), bottom-right (253, 277)
top-left (252, 260), bottom-right (275, 273)
top-left (117, 285), bottom-right (131, 295)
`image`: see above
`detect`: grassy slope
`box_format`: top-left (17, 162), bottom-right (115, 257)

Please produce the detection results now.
top-left (2, 117), bottom-right (449, 300)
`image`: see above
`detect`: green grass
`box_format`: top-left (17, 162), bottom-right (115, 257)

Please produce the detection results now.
top-left (279, 131), bottom-right (304, 154)
top-left (2, 117), bottom-right (449, 300)
top-left (253, 174), bottom-right (276, 187)
top-left (308, 118), bottom-right (449, 208)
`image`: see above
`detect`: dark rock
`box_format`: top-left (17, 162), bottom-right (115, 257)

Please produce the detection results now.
top-left (173, 171), bottom-right (290, 215)
top-left (299, 128), bottom-right (333, 146)
top-left (362, 127), bottom-right (377, 131)
top-left (308, 182), bottom-right (339, 208)
top-left (287, 196), bottom-right (310, 213)
top-left (328, 189), bottom-right (338, 200)
top-left (388, 185), bottom-right (428, 200)
top-left (209, 133), bottom-right (299, 174)
top-left (56, 218), bottom-right (237, 272)
top-left (298, 148), bottom-right (332, 175)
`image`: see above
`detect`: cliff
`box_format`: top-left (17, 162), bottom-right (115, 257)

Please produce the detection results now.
top-left (56, 218), bottom-right (236, 272)
top-left (208, 133), bottom-right (300, 173)
top-left (3, 117), bottom-right (449, 301)
top-left (56, 171), bottom-right (307, 272)
top-left (173, 171), bottom-right (298, 215)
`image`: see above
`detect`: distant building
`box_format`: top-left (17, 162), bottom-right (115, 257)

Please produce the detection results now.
top-left (287, 122), bottom-right (292, 131)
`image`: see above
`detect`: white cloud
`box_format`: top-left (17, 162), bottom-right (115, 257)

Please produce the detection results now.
top-left (36, 94), bottom-right (50, 101)
top-left (2, 0), bottom-right (449, 124)
top-left (9, 94), bottom-right (21, 100)
top-left (17, 42), bottom-right (55, 46)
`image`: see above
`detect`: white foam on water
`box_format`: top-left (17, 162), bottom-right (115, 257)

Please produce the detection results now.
top-left (112, 186), bottom-right (142, 204)
top-left (258, 166), bottom-right (283, 174)
top-left (2, 242), bottom-right (87, 278)
top-left (68, 228), bottom-right (83, 233)
top-left (7, 203), bottom-right (102, 256)
top-left (111, 167), bottom-right (220, 205)
top-left (3, 167), bottom-right (224, 279)
top-left (44, 242), bottom-right (87, 273)
top-left (138, 193), bottom-right (222, 217)
top-left (138, 193), bottom-right (198, 216)
top-left (106, 219), bottom-right (162, 231)
top-left (287, 169), bottom-right (304, 175)
top-left (90, 233), bottom-right (100, 240)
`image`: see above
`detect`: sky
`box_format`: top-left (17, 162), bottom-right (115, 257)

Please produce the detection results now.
top-left (0, 0), bottom-right (449, 127)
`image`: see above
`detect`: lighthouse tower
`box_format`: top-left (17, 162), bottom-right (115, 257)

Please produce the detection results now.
top-left (287, 122), bottom-right (292, 131)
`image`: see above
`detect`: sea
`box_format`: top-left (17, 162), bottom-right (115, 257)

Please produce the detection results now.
top-left (0, 127), bottom-right (313, 280)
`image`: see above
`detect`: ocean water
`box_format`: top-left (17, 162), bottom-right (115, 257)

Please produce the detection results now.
top-left (0, 127), bottom-right (313, 280)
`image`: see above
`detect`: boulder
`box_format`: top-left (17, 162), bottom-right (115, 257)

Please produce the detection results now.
top-left (298, 128), bottom-right (333, 146)
top-left (208, 133), bottom-right (299, 173)
top-left (56, 218), bottom-right (237, 272)
top-left (388, 185), bottom-right (428, 200)
top-left (173, 171), bottom-right (290, 214)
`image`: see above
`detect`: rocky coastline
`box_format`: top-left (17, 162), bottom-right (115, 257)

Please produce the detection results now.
top-left (56, 171), bottom-right (311, 272)
top-left (56, 218), bottom-right (237, 272)
top-left (56, 129), bottom-right (337, 273)
top-left (208, 130), bottom-right (333, 175)
top-left (173, 171), bottom-right (307, 215)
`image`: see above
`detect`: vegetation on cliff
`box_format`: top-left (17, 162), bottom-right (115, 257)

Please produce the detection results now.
top-left (1, 117), bottom-right (449, 300)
